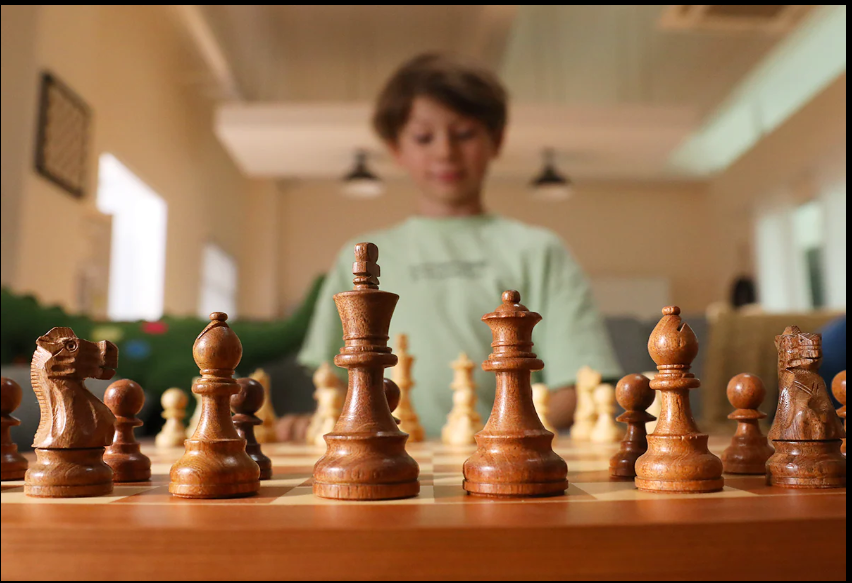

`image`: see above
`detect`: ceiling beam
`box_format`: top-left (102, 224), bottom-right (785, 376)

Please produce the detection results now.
top-left (169, 5), bottom-right (242, 101)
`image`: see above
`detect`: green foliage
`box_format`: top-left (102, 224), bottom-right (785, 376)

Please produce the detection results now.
top-left (0, 275), bottom-right (325, 398)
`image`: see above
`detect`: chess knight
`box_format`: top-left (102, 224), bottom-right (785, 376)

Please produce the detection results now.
top-left (31, 328), bottom-right (118, 449)
top-left (767, 326), bottom-right (846, 488)
top-left (26, 328), bottom-right (119, 497)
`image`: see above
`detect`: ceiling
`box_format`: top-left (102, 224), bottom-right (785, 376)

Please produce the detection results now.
top-left (169, 5), bottom-right (828, 181)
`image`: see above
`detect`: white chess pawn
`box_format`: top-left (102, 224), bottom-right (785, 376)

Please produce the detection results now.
top-left (442, 353), bottom-right (483, 446)
top-left (642, 372), bottom-right (662, 434)
top-left (313, 383), bottom-right (345, 447)
top-left (185, 384), bottom-right (202, 439)
top-left (532, 383), bottom-right (558, 444)
top-left (590, 383), bottom-right (623, 443)
top-left (156, 388), bottom-right (188, 448)
top-left (570, 366), bottom-right (601, 441)
top-left (250, 368), bottom-right (278, 444)
top-left (306, 363), bottom-right (345, 446)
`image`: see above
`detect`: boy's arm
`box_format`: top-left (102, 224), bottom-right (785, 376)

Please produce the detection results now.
top-left (535, 238), bottom-right (621, 428)
top-left (296, 246), bottom-right (352, 378)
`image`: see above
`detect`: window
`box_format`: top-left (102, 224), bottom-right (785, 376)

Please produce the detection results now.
top-left (754, 183), bottom-right (846, 312)
top-left (198, 243), bottom-right (238, 320)
top-left (96, 153), bottom-right (168, 321)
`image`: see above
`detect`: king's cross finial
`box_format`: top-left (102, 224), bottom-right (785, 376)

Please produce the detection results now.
top-left (352, 242), bottom-right (380, 289)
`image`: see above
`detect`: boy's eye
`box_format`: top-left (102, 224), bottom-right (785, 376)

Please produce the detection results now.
top-left (414, 134), bottom-right (432, 145)
top-left (454, 129), bottom-right (475, 140)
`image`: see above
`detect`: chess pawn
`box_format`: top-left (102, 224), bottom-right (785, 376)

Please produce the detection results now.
top-left (590, 383), bottom-right (623, 443)
top-left (767, 327), bottom-right (845, 489)
top-left (250, 369), bottom-right (277, 444)
top-left (610, 374), bottom-right (656, 478)
top-left (1, 378), bottom-right (28, 481)
top-left (232, 378), bottom-right (272, 480)
top-left (306, 363), bottom-right (344, 446)
top-left (104, 380), bottom-right (152, 482)
top-left (169, 313), bottom-right (260, 499)
top-left (312, 243), bottom-right (420, 500)
top-left (643, 372), bottom-right (661, 434)
top-left (442, 353), bottom-right (483, 446)
top-left (186, 386), bottom-right (202, 438)
top-left (532, 383), bottom-right (558, 444)
top-left (634, 307), bottom-right (724, 494)
top-left (156, 388), bottom-right (188, 448)
top-left (721, 374), bottom-right (774, 475)
top-left (392, 334), bottom-right (425, 442)
top-left (570, 366), bottom-right (600, 441)
top-left (25, 328), bottom-right (117, 498)
top-left (832, 371), bottom-right (846, 455)
top-left (463, 291), bottom-right (568, 498)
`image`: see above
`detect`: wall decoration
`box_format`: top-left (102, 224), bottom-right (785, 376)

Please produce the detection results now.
top-left (34, 72), bottom-right (92, 198)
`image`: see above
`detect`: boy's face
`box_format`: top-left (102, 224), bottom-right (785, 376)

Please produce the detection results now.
top-left (391, 96), bottom-right (501, 207)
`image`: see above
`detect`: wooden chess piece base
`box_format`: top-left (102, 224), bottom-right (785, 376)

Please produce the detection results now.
top-left (104, 443), bottom-right (152, 483)
top-left (246, 442), bottom-right (272, 481)
top-left (722, 428), bottom-right (774, 475)
top-left (610, 438), bottom-right (646, 479)
top-left (169, 440), bottom-right (261, 499)
top-left (313, 433), bottom-right (420, 500)
top-left (463, 433), bottom-right (568, 498)
top-left (24, 448), bottom-right (113, 497)
top-left (766, 441), bottom-right (846, 489)
top-left (1, 444), bottom-right (28, 481)
top-left (635, 434), bottom-right (725, 493)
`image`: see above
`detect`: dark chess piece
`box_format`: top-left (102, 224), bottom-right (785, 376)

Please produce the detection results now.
top-left (767, 327), bottom-right (845, 488)
top-left (1, 377), bottom-right (28, 481)
top-left (610, 374), bottom-right (656, 479)
top-left (721, 374), bottom-right (774, 475)
top-left (832, 371), bottom-right (846, 455)
top-left (463, 290), bottom-right (568, 498)
top-left (24, 328), bottom-right (118, 497)
top-left (232, 378), bottom-right (273, 480)
top-left (169, 313), bottom-right (261, 499)
top-left (104, 380), bottom-right (152, 482)
top-left (634, 307), bottom-right (724, 494)
top-left (312, 243), bottom-right (420, 501)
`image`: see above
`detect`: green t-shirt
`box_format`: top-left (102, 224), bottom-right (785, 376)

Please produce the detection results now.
top-left (298, 214), bottom-right (621, 437)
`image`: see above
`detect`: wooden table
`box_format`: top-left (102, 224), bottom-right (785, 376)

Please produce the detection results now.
top-left (2, 439), bottom-right (846, 580)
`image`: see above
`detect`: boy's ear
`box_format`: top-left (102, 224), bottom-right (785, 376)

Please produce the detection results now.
top-left (491, 130), bottom-right (505, 158)
top-left (387, 139), bottom-right (405, 166)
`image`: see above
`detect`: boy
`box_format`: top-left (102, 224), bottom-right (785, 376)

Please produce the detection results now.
top-left (298, 53), bottom-right (620, 436)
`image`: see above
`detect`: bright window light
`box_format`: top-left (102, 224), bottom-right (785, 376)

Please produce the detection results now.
top-left (198, 243), bottom-right (238, 320)
top-left (97, 153), bottom-right (168, 322)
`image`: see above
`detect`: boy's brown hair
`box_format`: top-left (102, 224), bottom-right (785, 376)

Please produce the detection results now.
top-left (373, 53), bottom-right (508, 146)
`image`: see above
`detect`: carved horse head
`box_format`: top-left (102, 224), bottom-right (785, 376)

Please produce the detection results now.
top-left (31, 328), bottom-right (118, 449)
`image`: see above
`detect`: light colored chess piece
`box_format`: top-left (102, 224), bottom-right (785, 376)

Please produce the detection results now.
top-left (590, 383), bottom-right (623, 443)
top-left (643, 372), bottom-right (662, 434)
top-left (392, 334), bottom-right (425, 442)
top-left (570, 366), bottom-right (601, 441)
top-left (442, 352), bottom-right (483, 446)
top-left (532, 383), bottom-right (558, 444)
top-left (250, 368), bottom-right (278, 443)
top-left (156, 388), bottom-right (188, 448)
top-left (186, 378), bottom-right (202, 438)
top-left (306, 363), bottom-right (345, 447)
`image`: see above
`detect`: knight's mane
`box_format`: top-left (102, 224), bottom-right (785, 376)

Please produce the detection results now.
top-left (31, 345), bottom-right (51, 442)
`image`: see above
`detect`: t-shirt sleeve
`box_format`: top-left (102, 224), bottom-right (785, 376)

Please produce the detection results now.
top-left (296, 245), bottom-right (351, 376)
top-left (535, 238), bottom-right (622, 388)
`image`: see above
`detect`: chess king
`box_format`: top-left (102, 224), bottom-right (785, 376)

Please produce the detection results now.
top-left (312, 243), bottom-right (420, 501)
top-left (766, 327), bottom-right (846, 488)
top-left (25, 328), bottom-right (118, 497)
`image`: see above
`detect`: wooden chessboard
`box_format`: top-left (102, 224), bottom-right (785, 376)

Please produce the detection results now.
top-left (2, 438), bottom-right (846, 580)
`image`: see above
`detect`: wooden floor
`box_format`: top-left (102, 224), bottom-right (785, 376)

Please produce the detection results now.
top-left (1, 439), bottom-right (846, 580)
